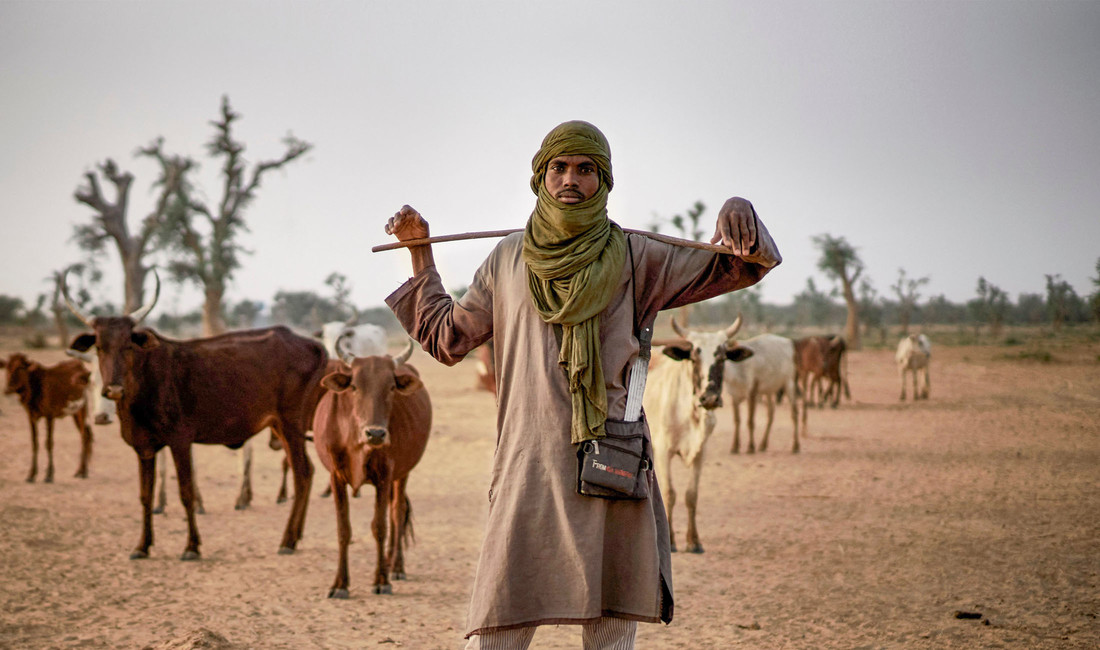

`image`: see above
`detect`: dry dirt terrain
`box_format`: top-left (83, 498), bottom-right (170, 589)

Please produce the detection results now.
top-left (1, 334), bottom-right (1098, 649)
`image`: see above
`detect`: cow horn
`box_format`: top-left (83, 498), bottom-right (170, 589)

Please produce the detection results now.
top-left (336, 331), bottom-right (357, 365)
top-left (394, 339), bottom-right (414, 366)
top-left (61, 266), bottom-right (95, 328)
top-left (344, 306), bottom-right (360, 327)
top-left (65, 349), bottom-right (94, 362)
top-left (128, 268), bottom-right (161, 324)
top-left (670, 316), bottom-right (688, 340)
top-left (725, 313), bottom-right (744, 340)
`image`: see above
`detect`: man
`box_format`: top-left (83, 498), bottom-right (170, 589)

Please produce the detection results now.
top-left (385, 120), bottom-right (780, 649)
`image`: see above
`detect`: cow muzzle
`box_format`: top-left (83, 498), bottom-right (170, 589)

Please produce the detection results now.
top-left (358, 427), bottom-right (389, 447)
top-left (698, 391), bottom-right (723, 410)
top-left (104, 384), bottom-right (124, 401)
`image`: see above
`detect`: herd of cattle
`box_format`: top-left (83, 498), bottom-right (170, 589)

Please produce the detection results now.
top-left (1, 270), bottom-right (934, 598)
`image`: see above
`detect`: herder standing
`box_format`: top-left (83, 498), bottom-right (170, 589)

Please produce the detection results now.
top-left (384, 120), bottom-right (781, 649)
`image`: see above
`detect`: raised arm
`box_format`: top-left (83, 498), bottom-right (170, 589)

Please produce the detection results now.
top-left (385, 205), bottom-right (436, 275)
top-left (709, 197), bottom-right (782, 268)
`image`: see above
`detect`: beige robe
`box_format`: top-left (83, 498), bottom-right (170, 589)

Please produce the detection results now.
top-left (386, 231), bottom-right (774, 637)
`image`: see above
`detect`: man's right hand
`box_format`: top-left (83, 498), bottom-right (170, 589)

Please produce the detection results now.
top-left (385, 205), bottom-right (430, 242)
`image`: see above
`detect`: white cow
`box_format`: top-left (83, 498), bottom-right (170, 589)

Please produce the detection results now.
top-left (314, 321), bottom-right (387, 359)
top-left (896, 333), bottom-right (932, 400)
top-left (644, 316), bottom-right (753, 553)
top-left (724, 333), bottom-right (800, 454)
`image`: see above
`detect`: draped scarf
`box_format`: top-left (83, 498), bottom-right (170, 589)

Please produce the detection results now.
top-left (522, 121), bottom-right (626, 444)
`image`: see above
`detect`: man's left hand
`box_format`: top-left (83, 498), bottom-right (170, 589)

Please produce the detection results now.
top-left (710, 197), bottom-right (782, 268)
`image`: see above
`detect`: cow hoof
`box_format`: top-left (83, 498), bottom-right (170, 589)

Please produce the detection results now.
top-left (747, 447), bottom-right (756, 455)
top-left (276, 496), bottom-right (287, 504)
top-left (44, 475), bottom-right (54, 484)
top-left (372, 584), bottom-right (392, 595)
top-left (792, 445), bottom-right (801, 454)
top-left (234, 502), bottom-right (250, 511)
top-left (392, 571), bottom-right (406, 581)
top-left (196, 505), bottom-right (206, 515)
top-left (328, 588), bottom-right (349, 599)
top-left (278, 546), bottom-right (296, 555)
top-left (25, 476), bottom-right (35, 483)
top-left (759, 444), bottom-right (768, 452)
top-left (74, 471), bottom-right (88, 479)
top-left (180, 550), bottom-right (201, 561)
top-left (152, 506), bottom-right (165, 515)
top-left (130, 550), bottom-right (149, 560)
top-left (688, 545), bottom-right (705, 554)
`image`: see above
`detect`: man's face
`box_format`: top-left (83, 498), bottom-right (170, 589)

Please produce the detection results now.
top-left (544, 155), bottom-right (600, 204)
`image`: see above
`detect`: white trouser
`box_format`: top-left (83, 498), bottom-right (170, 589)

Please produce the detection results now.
top-left (464, 617), bottom-right (638, 650)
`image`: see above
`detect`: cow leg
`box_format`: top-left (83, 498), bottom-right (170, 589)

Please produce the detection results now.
top-left (899, 369), bottom-right (907, 401)
top-left (371, 477), bottom-right (393, 594)
top-left (328, 476), bottom-right (352, 599)
top-left (235, 440), bottom-right (253, 510)
top-left (746, 395), bottom-right (757, 454)
top-left (789, 383), bottom-right (801, 453)
top-left (131, 452), bottom-right (157, 559)
top-left (684, 454), bottom-right (705, 554)
top-left (73, 409), bottom-right (92, 478)
top-left (922, 366), bottom-right (931, 399)
top-left (170, 444), bottom-right (202, 560)
top-left (651, 435), bottom-right (677, 552)
top-left (43, 417), bottom-right (55, 483)
top-left (729, 401), bottom-right (741, 454)
top-left (277, 429), bottom-right (313, 554)
top-left (25, 415), bottom-right (39, 482)
top-left (911, 369), bottom-right (919, 402)
top-left (154, 448), bottom-right (168, 514)
top-left (760, 394), bottom-right (776, 453)
top-left (388, 477), bottom-right (410, 580)
top-left (277, 454), bottom-right (290, 503)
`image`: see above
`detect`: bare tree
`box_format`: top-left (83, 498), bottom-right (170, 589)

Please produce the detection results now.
top-left (73, 155), bottom-right (192, 312)
top-left (813, 234), bottom-right (863, 349)
top-left (892, 268), bottom-right (930, 336)
top-left (972, 276), bottom-right (1009, 337)
top-left (159, 96), bottom-right (312, 335)
top-left (1045, 274), bottom-right (1076, 332)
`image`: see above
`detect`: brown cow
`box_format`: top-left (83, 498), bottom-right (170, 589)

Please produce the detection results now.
top-left (64, 270), bottom-right (328, 561)
top-left (2, 353), bottom-right (93, 482)
top-left (312, 340), bottom-right (432, 597)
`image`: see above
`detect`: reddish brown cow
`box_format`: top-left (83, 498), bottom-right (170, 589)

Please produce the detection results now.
top-left (793, 335), bottom-right (848, 408)
top-left (312, 341), bottom-right (432, 597)
top-left (818, 335), bottom-right (850, 407)
top-left (64, 270), bottom-right (328, 561)
top-left (2, 353), bottom-right (93, 483)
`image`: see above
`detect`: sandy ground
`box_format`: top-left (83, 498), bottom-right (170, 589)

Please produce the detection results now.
top-left (1, 335), bottom-right (1098, 649)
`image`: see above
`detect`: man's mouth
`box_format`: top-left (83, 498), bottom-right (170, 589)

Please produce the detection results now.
top-left (556, 190), bottom-right (584, 201)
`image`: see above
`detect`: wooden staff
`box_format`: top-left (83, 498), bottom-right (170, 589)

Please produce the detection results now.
top-left (371, 228), bottom-right (738, 255)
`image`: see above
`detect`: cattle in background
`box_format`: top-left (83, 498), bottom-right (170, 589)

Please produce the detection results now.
top-left (819, 335), bottom-right (850, 408)
top-left (2, 352), bottom-right (93, 482)
top-left (896, 334), bottom-right (932, 400)
top-left (314, 314), bottom-right (387, 360)
top-left (312, 340), bottom-right (432, 597)
top-left (645, 315), bottom-right (753, 553)
top-left (724, 333), bottom-right (800, 454)
top-left (65, 270), bottom-right (328, 561)
top-left (474, 340), bottom-right (496, 395)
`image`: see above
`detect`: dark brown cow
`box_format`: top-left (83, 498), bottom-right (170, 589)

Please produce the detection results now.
top-left (1, 353), bottom-right (93, 482)
top-left (793, 336), bottom-right (826, 408)
top-left (312, 341), bottom-right (432, 597)
top-left (818, 335), bottom-right (850, 407)
top-left (64, 270), bottom-right (328, 561)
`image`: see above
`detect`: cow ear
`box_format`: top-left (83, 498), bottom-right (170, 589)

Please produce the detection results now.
top-left (70, 333), bottom-right (96, 352)
top-left (320, 372), bottom-right (352, 392)
top-left (726, 346), bottom-right (754, 362)
top-left (661, 343), bottom-right (693, 361)
top-left (394, 367), bottom-right (423, 395)
top-left (131, 331), bottom-right (159, 350)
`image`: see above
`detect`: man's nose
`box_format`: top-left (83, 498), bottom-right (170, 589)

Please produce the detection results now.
top-left (561, 171), bottom-right (579, 186)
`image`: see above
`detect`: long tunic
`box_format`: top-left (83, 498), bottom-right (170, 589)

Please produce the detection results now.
top-left (386, 231), bottom-right (773, 637)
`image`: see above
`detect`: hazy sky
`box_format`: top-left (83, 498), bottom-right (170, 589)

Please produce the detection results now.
top-left (2, 1), bottom-right (1098, 317)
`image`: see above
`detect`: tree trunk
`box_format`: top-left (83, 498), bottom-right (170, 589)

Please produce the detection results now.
top-left (841, 277), bottom-right (862, 350)
top-left (122, 253), bottom-right (146, 315)
top-left (202, 286), bottom-right (227, 336)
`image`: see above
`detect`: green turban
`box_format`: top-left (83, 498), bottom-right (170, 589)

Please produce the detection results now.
top-left (522, 121), bottom-right (627, 444)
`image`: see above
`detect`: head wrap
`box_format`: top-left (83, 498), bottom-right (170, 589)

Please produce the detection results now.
top-left (522, 121), bottom-right (626, 444)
